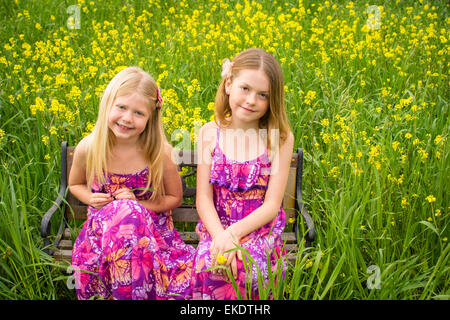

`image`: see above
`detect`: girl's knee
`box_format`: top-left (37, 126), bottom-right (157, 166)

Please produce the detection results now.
top-left (114, 198), bottom-right (143, 210)
top-left (111, 199), bottom-right (149, 223)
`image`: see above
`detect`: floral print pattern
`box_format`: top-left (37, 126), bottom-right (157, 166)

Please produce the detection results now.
top-left (191, 128), bottom-right (286, 300)
top-left (72, 168), bottom-right (195, 300)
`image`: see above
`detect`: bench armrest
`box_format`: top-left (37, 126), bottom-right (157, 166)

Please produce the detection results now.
top-left (40, 184), bottom-right (66, 238)
top-left (295, 148), bottom-right (315, 247)
top-left (40, 142), bottom-right (68, 252)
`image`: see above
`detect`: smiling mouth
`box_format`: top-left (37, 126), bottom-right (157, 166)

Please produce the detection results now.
top-left (240, 106), bottom-right (255, 112)
top-left (116, 123), bottom-right (133, 130)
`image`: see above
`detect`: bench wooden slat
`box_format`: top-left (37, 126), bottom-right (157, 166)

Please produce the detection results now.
top-left (172, 207), bottom-right (199, 222)
top-left (178, 231), bottom-right (297, 244)
top-left (58, 239), bottom-right (73, 250)
top-left (54, 249), bottom-right (73, 263)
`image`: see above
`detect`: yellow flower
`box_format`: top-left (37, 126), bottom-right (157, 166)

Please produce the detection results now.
top-left (404, 133), bottom-right (412, 139)
top-left (42, 135), bottom-right (49, 145)
top-left (30, 97), bottom-right (45, 115)
top-left (304, 90), bottom-right (316, 106)
top-left (401, 197), bottom-right (408, 208)
top-left (321, 133), bottom-right (330, 144)
top-left (328, 166), bottom-right (340, 178)
top-left (434, 135), bottom-right (444, 145)
top-left (216, 254), bottom-right (227, 265)
top-left (392, 141), bottom-right (400, 151)
top-left (425, 195), bottom-right (436, 203)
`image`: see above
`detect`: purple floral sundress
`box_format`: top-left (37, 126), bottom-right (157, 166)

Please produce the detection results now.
top-left (72, 167), bottom-right (195, 300)
top-left (191, 127), bottom-right (287, 300)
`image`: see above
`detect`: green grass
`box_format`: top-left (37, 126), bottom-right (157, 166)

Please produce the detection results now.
top-left (0, 0), bottom-right (448, 299)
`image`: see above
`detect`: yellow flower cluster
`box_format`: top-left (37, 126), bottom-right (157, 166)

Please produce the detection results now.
top-left (0, 1), bottom-right (446, 226)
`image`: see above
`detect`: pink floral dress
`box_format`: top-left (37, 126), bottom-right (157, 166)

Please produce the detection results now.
top-left (72, 168), bottom-right (195, 300)
top-left (191, 128), bottom-right (286, 300)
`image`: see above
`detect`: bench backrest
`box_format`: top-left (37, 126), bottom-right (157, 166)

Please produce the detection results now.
top-left (64, 147), bottom-right (299, 223)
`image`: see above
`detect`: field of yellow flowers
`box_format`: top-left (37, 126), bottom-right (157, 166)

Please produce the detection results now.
top-left (0, 0), bottom-right (448, 299)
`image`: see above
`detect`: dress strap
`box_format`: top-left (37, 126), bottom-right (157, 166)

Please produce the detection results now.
top-left (216, 125), bottom-right (220, 149)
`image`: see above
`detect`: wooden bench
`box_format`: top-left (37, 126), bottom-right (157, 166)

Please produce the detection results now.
top-left (41, 141), bottom-right (314, 265)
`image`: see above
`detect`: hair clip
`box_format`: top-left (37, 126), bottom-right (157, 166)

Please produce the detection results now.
top-left (221, 58), bottom-right (233, 78)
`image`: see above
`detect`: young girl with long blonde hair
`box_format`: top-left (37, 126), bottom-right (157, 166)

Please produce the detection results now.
top-left (70, 66), bottom-right (195, 300)
top-left (192, 48), bottom-right (294, 299)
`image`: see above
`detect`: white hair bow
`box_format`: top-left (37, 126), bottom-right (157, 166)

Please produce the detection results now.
top-left (221, 58), bottom-right (233, 78)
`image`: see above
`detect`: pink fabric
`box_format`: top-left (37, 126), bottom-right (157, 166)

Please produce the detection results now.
top-left (191, 128), bottom-right (286, 300)
top-left (72, 168), bottom-right (195, 300)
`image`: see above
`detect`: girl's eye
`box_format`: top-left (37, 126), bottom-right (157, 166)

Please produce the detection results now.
top-left (260, 93), bottom-right (268, 99)
top-left (117, 105), bottom-right (126, 110)
top-left (241, 86), bottom-right (249, 91)
top-left (135, 111), bottom-right (144, 116)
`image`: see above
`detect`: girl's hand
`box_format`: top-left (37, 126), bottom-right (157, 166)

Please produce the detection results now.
top-left (89, 192), bottom-right (113, 209)
top-left (113, 188), bottom-right (136, 201)
top-left (210, 228), bottom-right (242, 279)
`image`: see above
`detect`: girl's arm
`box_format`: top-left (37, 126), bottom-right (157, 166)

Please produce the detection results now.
top-left (196, 122), bottom-right (225, 239)
top-left (212, 131), bottom-right (294, 278)
top-left (68, 136), bottom-right (113, 209)
top-left (227, 131), bottom-right (295, 239)
top-left (138, 143), bottom-right (183, 213)
top-left (197, 122), bottom-right (243, 278)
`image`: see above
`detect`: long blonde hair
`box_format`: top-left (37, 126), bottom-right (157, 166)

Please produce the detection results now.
top-left (86, 66), bottom-right (165, 200)
top-left (214, 48), bottom-right (291, 157)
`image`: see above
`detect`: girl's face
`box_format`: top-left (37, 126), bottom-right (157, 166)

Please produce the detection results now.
top-left (225, 68), bottom-right (270, 129)
top-left (108, 93), bottom-right (151, 142)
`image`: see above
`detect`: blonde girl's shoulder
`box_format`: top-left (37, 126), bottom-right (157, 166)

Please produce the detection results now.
top-left (73, 134), bottom-right (93, 156)
top-left (70, 134), bottom-right (94, 177)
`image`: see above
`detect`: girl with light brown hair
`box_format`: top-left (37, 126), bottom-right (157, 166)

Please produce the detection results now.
top-left (193, 49), bottom-right (294, 299)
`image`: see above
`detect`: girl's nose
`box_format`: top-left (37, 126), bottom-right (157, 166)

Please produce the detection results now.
top-left (122, 110), bottom-right (133, 122)
top-left (246, 92), bottom-right (256, 105)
